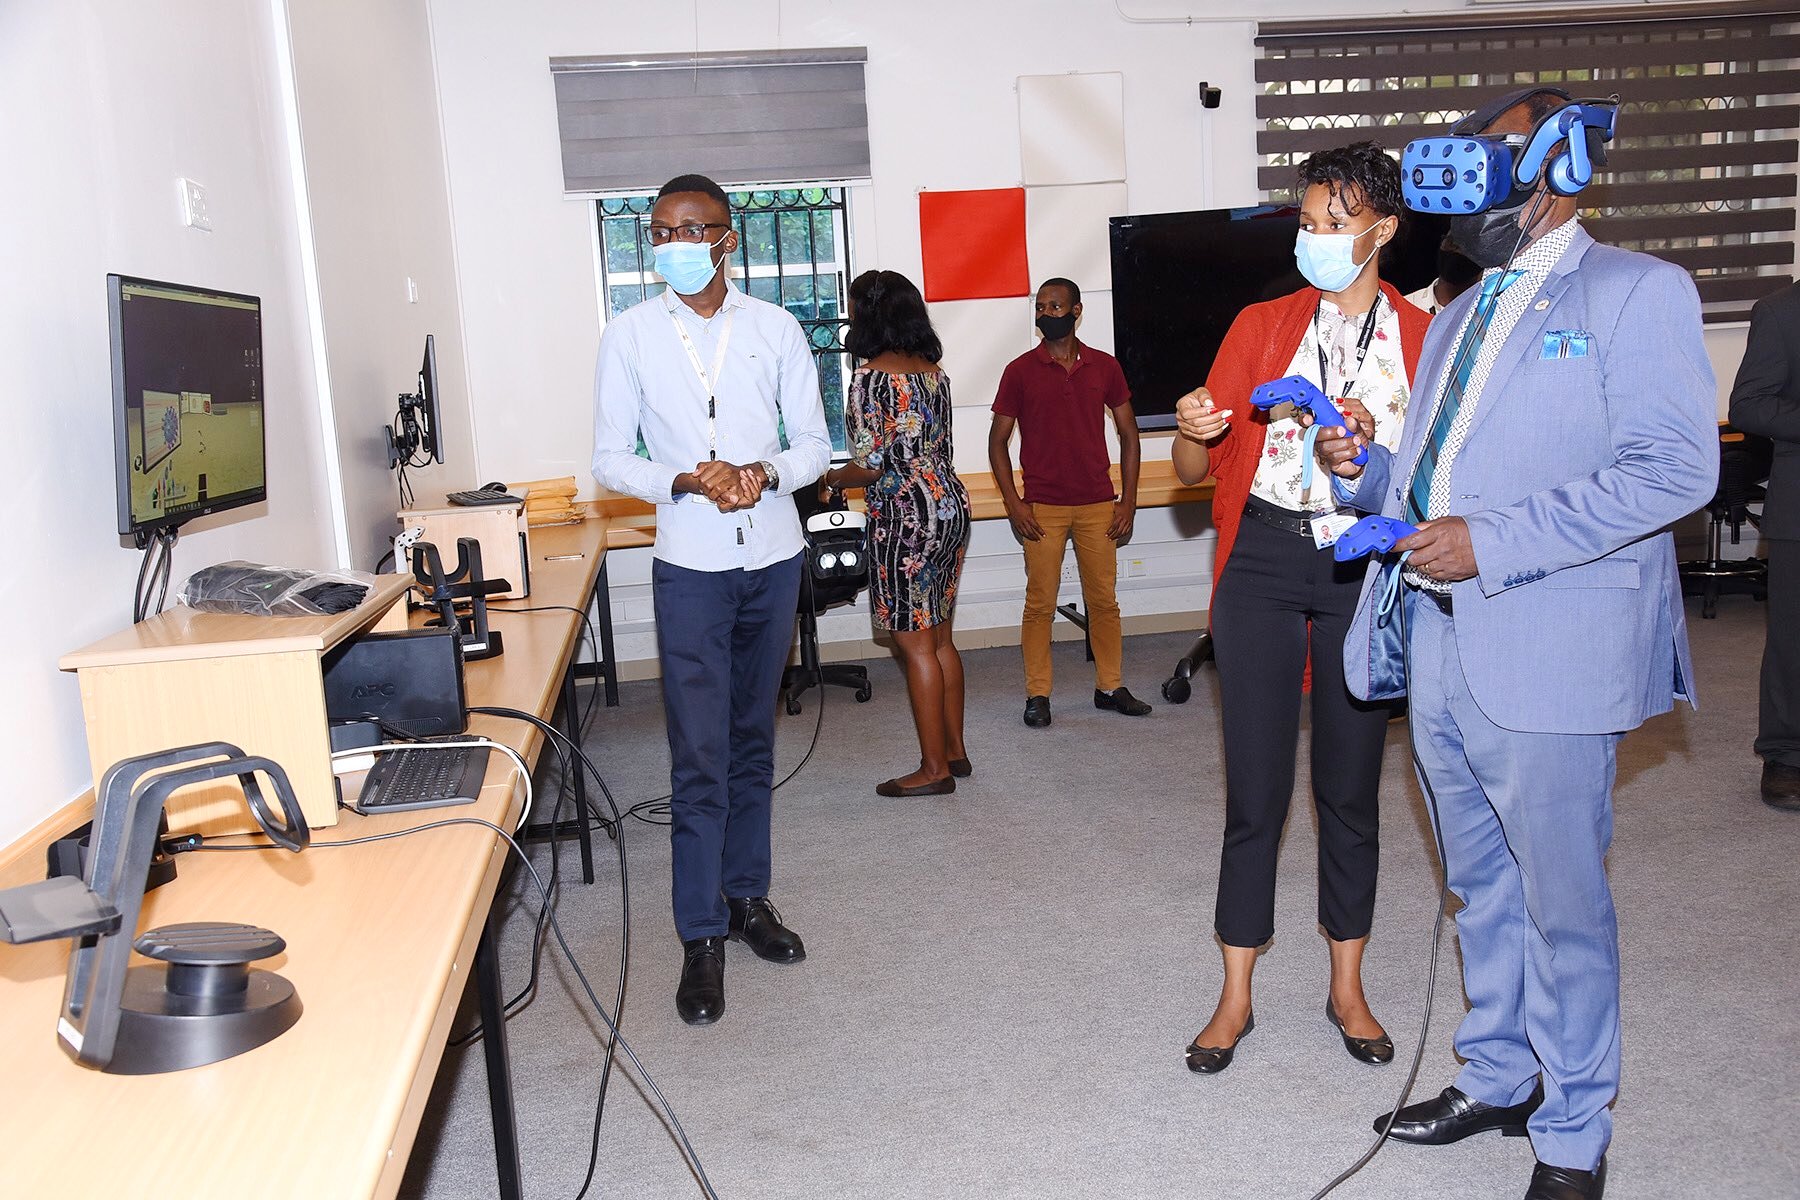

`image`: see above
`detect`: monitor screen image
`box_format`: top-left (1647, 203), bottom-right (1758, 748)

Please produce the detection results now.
top-left (108, 276), bottom-right (266, 537)
top-left (1108, 205), bottom-right (1444, 430)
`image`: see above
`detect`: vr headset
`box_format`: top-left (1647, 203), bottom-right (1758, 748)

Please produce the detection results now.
top-left (1402, 86), bottom-right (1618, 215)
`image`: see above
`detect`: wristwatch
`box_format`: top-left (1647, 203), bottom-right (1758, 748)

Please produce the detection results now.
top-left (757, 459), bottom-right (779, 493)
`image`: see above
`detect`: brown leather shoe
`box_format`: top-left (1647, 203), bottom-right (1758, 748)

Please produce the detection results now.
top-left (1762, 761), bottom-right (1800, 811)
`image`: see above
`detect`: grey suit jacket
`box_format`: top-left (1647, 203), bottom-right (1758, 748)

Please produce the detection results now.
top-left (1727, 281), bottom-right (1800, 540)
top-left (1341, 226), bottom-right (1717, 735)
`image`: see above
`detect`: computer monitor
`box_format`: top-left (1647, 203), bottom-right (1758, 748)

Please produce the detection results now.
top-left (388, 334), bottom-right (442, 467)
top-left (108, 275), bottom-right (267, 539)
top-left (1108, 205), bottom-right (1445, 430)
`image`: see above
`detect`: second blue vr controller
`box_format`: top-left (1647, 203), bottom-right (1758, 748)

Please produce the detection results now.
top-left (1249, 375), bottom-right (1369, 466)
top-left (1333, 515), bottom-right (1418, 562)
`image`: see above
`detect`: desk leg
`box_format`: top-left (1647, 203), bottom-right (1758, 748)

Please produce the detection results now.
top-left (475, 914), bottom-right (524, 1200)
top-left (596, 558), bottom-right (619, 707)
top-left (562, 667), bottom-right (597, 884)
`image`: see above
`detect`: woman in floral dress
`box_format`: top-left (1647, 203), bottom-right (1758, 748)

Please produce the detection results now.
top-left (822, 270), bottom-right (971, 797)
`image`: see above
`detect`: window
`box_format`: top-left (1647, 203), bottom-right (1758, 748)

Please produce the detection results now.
top-left (1254, 2), bottom-right (1800, 320)
top-left (597, 186), bottom-right (853, 453)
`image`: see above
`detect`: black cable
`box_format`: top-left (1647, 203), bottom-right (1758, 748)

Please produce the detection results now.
top-left (621, 678), bottom-right (828, 827)
top-left (486, 604), bottom-right (605, 736)
top-left (1308, 585), bottom-right (1454, 1199)
top-left (191, 816), bottom-right (716, 1200)
top-left (469, 705), bottom-right (632, 1200)
top-left (444, 730), bottom-right (572, 1048)
top-left (153, 527), bottom-right (178, 615)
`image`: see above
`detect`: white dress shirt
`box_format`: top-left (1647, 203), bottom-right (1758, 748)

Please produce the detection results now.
top-left (591, 281), bottom-right (832, 572)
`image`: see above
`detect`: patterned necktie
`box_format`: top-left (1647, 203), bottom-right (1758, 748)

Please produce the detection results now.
top-left (1404, 269), bottom-right (1525, 523)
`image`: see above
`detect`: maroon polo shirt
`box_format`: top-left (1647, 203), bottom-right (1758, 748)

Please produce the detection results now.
top-left (992, 340), bottom-right (1131, 507)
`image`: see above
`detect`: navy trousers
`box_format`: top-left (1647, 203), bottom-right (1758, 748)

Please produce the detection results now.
top-left (1407, 591), bottom-right (1620, 1171)
top-left (652, 553), bottom-right (803, 941)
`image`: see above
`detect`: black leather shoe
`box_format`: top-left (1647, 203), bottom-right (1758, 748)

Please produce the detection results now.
top-left (1525, 1157), bottom-right (1606, 1200)
top-left (1762, 761), bottom-right (1800, 811)
top-left (726, 896), bottom-right (806, 963)
top-left (875, 775), bottom-right (955, 797)
top-left (1376, 1083), bottom-right (1541, 1143)
top-left (1184, 1012), bottom-right (1254, 1075)
top-left (1023, 696), bottom-right (1051, 727)
top-left (948, 757), bottom-right (973, 778)
top-left (676, 936), bottom-right (725, 1026)
top-left (1326, 998), bottom-right (1394, 1065)
top-left (1094, 686), bottom-right (1153, 716)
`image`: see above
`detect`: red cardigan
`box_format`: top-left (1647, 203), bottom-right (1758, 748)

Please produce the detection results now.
top-left (1204, 282), bottom-right (1432, 597)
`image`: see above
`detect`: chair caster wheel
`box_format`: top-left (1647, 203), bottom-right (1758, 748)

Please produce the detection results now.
top-left (855, 686), bottom-right (872, 703)
top-left (784, 696), bottom-right (802, 715)
top-left (1161, 677), bottom-right (1192, 705)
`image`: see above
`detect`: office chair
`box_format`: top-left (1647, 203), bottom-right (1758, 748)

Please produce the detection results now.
top-left (1680, 425), bottom-right (1772, 619)
top-left (781, 492), bottom-right (873, 714)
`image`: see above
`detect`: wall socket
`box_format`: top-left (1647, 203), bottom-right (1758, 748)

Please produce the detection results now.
top-left (1125, 558), bottom-right (1147, 579)
top-left (178, 178), bottom-right (211, 231)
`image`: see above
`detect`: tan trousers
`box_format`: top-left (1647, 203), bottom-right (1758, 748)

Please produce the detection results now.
top-left (1021, 500), bottom-right (1122, 696)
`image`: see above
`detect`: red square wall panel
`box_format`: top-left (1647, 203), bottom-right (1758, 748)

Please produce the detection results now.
top-left (919, 187), bottom-right (1030, 302)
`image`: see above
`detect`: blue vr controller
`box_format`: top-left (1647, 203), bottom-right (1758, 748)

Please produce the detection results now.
top-left (1333, 515), bottom-right (1418, 563)
top-left (1249, 375), bottom-right (1367, 467)
top-left (1403, 100), bottom-right (1618, 214)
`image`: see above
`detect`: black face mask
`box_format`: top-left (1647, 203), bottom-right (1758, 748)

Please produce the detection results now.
top-left (1036, 313), bottom-right (1077, 341)
top-left (1449, 193), bottom-right (1534, 270)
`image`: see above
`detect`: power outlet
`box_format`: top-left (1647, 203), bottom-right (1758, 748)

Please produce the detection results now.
top-left (178, 178), bottom-right (211, 231)
top-left (1126, 558), bottom-right (1147, 579)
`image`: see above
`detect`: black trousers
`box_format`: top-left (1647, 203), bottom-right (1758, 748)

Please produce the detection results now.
top-left (1757, 539), bottom-right (1800, 768)
top-left (1210, 516), bottom-right (1391, 948)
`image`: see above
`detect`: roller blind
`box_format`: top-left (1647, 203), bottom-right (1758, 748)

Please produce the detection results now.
top-left (549, 47), bottom-right (870, 196)
top-left (1253, 1), bottom-right (1800, 320)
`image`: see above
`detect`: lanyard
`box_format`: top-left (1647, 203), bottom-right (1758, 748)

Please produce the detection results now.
top-left (1315, 296), bottom-right (1381, 400)
top-left (667, 305), bottom-right (736, 460)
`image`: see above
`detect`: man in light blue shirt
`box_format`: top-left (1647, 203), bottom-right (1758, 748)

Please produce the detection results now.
top-left (592, 174), bottom-right (831, 1026)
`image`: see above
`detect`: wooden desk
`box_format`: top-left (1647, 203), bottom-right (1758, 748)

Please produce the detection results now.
top-left (0, 517), bottom-right (610, 1199)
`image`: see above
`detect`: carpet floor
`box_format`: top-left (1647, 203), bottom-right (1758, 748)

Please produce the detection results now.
top-left (398, 597), bottom-right (1800, 1200)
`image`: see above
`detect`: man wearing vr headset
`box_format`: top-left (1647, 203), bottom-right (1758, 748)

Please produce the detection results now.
top-left (1315, 89), bottom-right (1717, 1199)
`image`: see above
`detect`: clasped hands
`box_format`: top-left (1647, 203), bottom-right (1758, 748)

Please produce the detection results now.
top-left (678, 460), bottom-right (767, 512)
top-left (1175, 385), bottom-right (1478, 582)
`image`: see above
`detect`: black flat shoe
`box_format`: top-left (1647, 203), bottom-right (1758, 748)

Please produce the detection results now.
top-left (1326, 998), bottom-right (1394, 1065)
top-left (726, 896), bottom-right (806, 963)
top-left (1094, 686), bottom-right (1153, 716)
top-left (1525, 1157), bottom-right (1606, 1200)
top-left (1376, 1083), bottom-right (1541, 1144)
top-left (875, 775), bottom-right (955, 797)
top-left (676, 936), bottom-right (725, 1025)
top-left (1762, 761), bottom-right (1800, 811)
top-left (948, 757), bottom-right (973, 778)
top-left (1184, 1012), bottom-right (1254, 1074)
top-left (1023, 695), bottom-right (1052, 728)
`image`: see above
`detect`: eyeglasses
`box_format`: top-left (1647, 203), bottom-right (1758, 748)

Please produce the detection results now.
top-left (643, 222), bottom-right (733, 247)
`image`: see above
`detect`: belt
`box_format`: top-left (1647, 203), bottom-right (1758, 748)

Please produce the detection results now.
top-left (1411, 585), bottom-right (1453, 614)
top-left (1242, 494), bottom-right (1327, 538)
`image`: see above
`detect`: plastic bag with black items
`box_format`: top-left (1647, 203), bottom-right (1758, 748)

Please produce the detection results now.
top-left (177, 561), bottom-right (376, 617)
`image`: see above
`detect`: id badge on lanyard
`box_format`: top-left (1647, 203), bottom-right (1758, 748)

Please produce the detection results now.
top-left (669, 306), bottom-right (736, 504)
top-left (1308, 299), bottom-right (1380, 547)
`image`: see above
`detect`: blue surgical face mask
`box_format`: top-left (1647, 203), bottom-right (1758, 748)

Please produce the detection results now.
top-left (1294, 228), bottom-right (1380, 294)
top-left (653, 234), bottom-right (728, 295)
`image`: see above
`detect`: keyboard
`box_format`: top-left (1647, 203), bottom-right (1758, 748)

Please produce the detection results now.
top-left (447, 489), bottom-right (522, 507)
top-left (352, 745), bottom-right (492, 815)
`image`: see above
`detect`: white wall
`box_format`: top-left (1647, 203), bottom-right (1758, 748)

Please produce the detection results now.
top-left (0, 1), bottom-right (339, 846)
top-left (285, 0), bottom-right (475, 569)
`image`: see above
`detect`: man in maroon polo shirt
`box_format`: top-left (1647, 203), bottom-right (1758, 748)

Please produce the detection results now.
top-left (989, 277), bottom-right (1151, 728)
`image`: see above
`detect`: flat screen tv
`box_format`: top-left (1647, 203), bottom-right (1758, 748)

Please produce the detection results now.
top-left (108, 275), bottom-right (266, 538)
top-left (1109, 205), bottom-right (1446, 430)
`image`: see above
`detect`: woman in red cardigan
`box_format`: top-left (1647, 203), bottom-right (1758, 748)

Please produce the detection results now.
top-left (1171, 143), bottom-right (1432, 1074)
